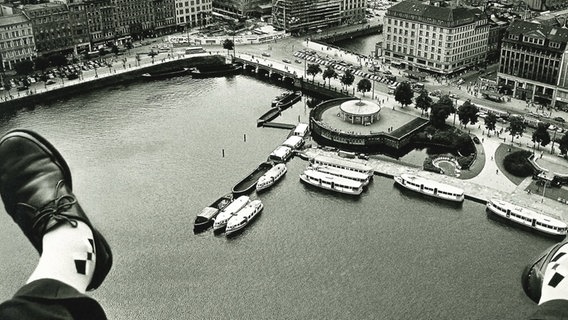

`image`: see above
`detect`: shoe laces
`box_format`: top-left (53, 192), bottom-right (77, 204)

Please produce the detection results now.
top-left (17, 180), bottom-right (78, 234)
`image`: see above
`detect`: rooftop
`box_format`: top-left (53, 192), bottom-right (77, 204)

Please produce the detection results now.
top-left (387, 0), bottom-right (483, 25)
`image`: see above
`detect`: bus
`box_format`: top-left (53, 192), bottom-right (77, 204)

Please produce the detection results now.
top-left (185, 46), bottom-right (206, 54)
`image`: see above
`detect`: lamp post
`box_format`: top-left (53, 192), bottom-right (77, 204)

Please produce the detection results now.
top-left (452, 97), bottom-right (458, 125)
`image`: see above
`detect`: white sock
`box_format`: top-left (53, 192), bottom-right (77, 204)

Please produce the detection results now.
top-left (539, 243), bottom-right (568, 305)
top-left (27, 221), bottom-right (96, 293)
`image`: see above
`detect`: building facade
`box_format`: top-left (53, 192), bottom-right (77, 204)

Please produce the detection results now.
top-left (340, 0), bottom-right (366, 24)
top-left (498, 20), bottom-right (568, 110)
top-left (0, 13), bottom-right (36, 70)
top-left (271, 0), bottom-right (341, 34)
top-left (382, 0), bottom-right (489, 75)
top-left (176, 0), bottom-right (212, 28)
top-left (21, 3), bottom-right (74, 55)
top-left (212, 0), bottom-right (264, 18)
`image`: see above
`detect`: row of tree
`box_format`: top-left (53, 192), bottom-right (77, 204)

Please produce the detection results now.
top-left (250, 58), bottom-right (568, 155)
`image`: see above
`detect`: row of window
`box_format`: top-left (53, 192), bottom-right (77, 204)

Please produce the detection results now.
top-left (386, 17), bottom-right (482, 34)
top-left (508, 33), bottom-right (564, 49)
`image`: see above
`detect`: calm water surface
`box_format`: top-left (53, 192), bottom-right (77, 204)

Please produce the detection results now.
top-left (0, 74), bottom-right (555, 319)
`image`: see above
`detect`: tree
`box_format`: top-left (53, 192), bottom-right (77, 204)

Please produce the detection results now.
top-left (430, 102), bottom-right (455, 129)
top-left (457, 100), bottom-right (479, 127)
top-left (49, 54), bottom-right (67, 67)
top-left (558, 133), bottom-right (568, 155)
top-left (222, 39), bottom-right (234, 57)
top-left (307, 63), bottom-right (322, 81)
top-left (14, 60), bottom-right (34, 75)
top-left (340, 70), bottom-right (355, 91)
top-left (508, 116), bottom-right (526, 142)
top-left (394, 81), bottom-right (413, 107)
top-left (322, 67), bottom-right (338, 88)
top-left (415, 89), bottom-right (432, 116)
top-left (34, 56), bottom-right (50, 72)
top-left (532, 122), bottom-right (551, 150)
top-left (111, 44), bottom-right (119, 56)
top-left (484, 113), bottom-right (497, 134)
top-left (357, 78), bottom-right (372, 96)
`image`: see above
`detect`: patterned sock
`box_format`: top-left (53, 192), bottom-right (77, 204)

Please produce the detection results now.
top-left (539, 243), bottom-right (568, 305)
top-left (26, 221), bottom-right (96, 293)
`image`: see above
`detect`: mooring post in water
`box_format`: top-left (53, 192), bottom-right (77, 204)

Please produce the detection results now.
top-left (244, 134), bottom-right (247, 142)
top-left (222, 149), bottom-right (225, 157)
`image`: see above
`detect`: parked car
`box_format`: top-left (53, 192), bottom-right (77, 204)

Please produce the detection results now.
top-left (554, 116), bottom-right (565, 123)
top-left (262, 52), bottom-right (271, 57)
top-left (282, 58), bottom-right (291, 63)
top-left (45, 79), bottom-right (57, 85)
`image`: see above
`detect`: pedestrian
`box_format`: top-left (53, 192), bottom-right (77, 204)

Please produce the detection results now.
top-left (496, 169), bottom-right (499, 175)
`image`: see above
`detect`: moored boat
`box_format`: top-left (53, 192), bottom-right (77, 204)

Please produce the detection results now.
top-left (190, 64), bottom-right (242, 78)
top-left (225, 200), bottom-right (264, 236)
top-left (256, 163), bottom-right (287, 192)
top-left (310, 164), bottom-right (370, 186)
top-left (299, 168), bottom-right (363, 195)
top-left (193, 193), bottom-right (234, 232)
top-left (271, 91), bottom-right (302, 109)
top-left (486, 199), bottom-right (567, 237)
top-left (213, 195), bottom-right (250, 232)
top-left (393, 173), bottom-right (464, 202)
top-left (142, 68), bottom-right (190, 79)
top-left (232, 162), bottom-right (274, 196)
top-left (268, 145), bottom-right (293, 163)
top-left (257, 107), bottom-right (281, 127)
top-left (311, 155), bottom-right (374, 177)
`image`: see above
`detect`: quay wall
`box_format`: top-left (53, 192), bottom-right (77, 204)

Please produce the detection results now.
top-left (0, 55), bottom-right (226, 112)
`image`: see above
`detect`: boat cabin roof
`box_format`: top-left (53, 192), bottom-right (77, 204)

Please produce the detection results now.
top-left (304, 169), bottom-right (363, 188)
top-left (400, 173), bottom-right (464, 195)
top-left (282, 136), bottom-right (303, 148)
top-left (271, 145), bottom-right (292, 157)
top-left (313, 155), bottom-right (373, 173)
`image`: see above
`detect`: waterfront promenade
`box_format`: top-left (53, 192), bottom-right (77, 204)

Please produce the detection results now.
top-left (1, 33), bottom-right (567, 223)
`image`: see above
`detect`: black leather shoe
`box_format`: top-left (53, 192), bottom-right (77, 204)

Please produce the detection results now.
top-left (0, 129), bottom-right (112, 291)
top-left (522, 240), bottom-right (568, 303)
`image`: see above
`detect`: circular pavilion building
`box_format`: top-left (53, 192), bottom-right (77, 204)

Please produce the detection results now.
top-left (338, 100), bottom-right (381, 125)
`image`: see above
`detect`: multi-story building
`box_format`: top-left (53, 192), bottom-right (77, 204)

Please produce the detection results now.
top-left (82, 0), bottom-right (117, 47)
top-left (21, 3), bottom-right (74, 56)
top-left (0, 13), bottom-right (36, 70)
top-left (271, 0), bottom-right (341, 34)
top-left (524, 0), bottom-right (567, 12)
top-left (382, 0), bottom-right (489, 75)
top-left (152, 0), bottom-right (177, 35)
top-left (341, 0), bottom-right (366, 24)
top-left (67, 2), bottom-right (91, 54)
top-left (212, 0), bottom-right (264, 18)
top-left (498, 20), bottom-right (568, 110)
top-left (176, 0), bottom-right (212, 29)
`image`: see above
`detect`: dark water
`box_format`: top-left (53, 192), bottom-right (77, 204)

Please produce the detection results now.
top-left (333, 33), bottom-right (383, 58)
top-left (0, 74), bottom-right (555, 319)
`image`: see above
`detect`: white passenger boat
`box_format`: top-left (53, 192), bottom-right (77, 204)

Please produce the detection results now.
top-left (225, 200), bottom-right (264, 236)
top-left (311, 155), bottom-right (373, 177)
top-left (394, 173), bottom-right (465, 202)
top-left (299, 168), bottom-right (364, 195)
top-left (256, 163), bottom-right (287, 192)
top-left (486, 199), bottom-right (568, 237)
top-left (213, 195), bottom-right (250, 232)
top-left (309, 164), bottom-right (370, 186)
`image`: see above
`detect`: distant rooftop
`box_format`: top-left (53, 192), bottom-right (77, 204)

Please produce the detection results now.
top-left (507, 20), bottom-right (568, 43)
top-left (387, 0), bottom-right (484, 26)
top-left (0, 14), bottom-right (29, 26)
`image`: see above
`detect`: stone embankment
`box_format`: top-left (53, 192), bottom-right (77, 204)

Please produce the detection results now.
top-left (0, 55), bottom-right (226, 112)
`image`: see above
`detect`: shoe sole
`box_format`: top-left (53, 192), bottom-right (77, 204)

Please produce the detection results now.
top-left (0, 129), bottom-right (73, 190)
top-left (1, 129), bottom-right (111, 291)
top-left (521, 241), bottom-right (566, 303)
